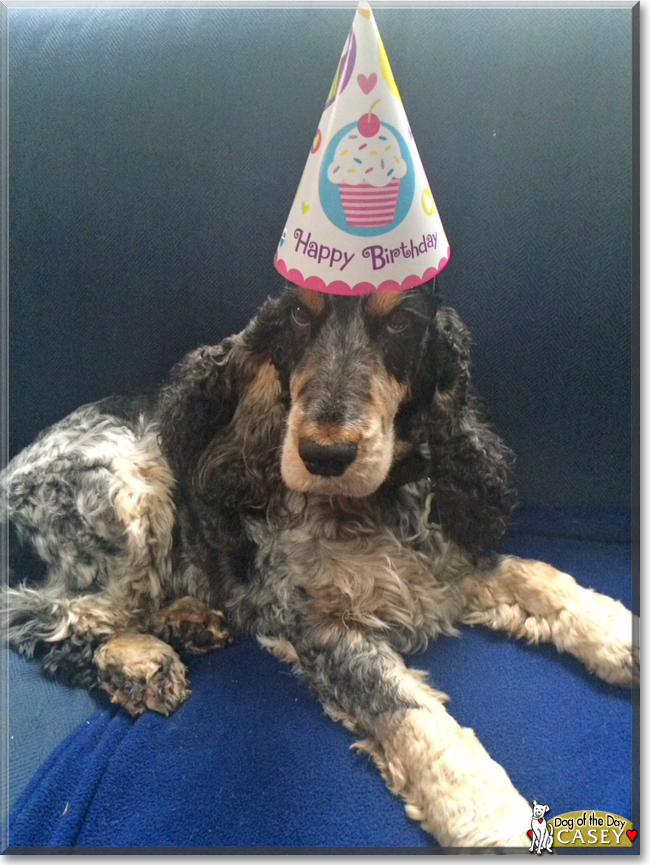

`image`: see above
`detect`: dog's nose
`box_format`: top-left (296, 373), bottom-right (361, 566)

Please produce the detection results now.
top-left (298, 439), bottom-right (358, 477)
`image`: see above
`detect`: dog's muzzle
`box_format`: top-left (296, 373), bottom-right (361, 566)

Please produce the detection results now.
top-left (298, 439), bottom-right (358, 478)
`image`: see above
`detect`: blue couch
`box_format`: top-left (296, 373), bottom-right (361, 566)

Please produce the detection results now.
top-left (2, 4), bottom-right (638, 851)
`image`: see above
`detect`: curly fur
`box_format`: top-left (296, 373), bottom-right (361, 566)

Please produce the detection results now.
top-left (1, 279), bottom-right (637, 848)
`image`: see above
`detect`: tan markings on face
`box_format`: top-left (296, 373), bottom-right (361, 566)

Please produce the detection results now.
top-left (370, 369), bottom-right (410, 432)
top-left (287, 364), bottom-right (313, 406)
top-left (296, 286), bottom-right (326, 315)
top-left (281, 363), bottom-right (409, 497)
top-left (367, 291), bottom-right (405, 317)
top-left (299, 423), bottom-right (362, 447)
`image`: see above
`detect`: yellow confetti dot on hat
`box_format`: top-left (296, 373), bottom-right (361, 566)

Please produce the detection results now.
top-left (378, 32), bottom-right (401, 102)
top-left (422, 188), bottom-right (435, 216)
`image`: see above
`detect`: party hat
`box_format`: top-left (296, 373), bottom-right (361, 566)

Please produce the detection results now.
top-left (275, 1), bottom-right (450, 296)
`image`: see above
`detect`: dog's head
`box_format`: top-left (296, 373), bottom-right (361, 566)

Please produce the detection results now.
top-left (532, 801), bottom-right (550, 820)
top-left (160, 278), bottom-right (516, 553)
top-left (248, 279), bottom-right (515, 549)
top-left (259, 282), bottom-right (441, 498)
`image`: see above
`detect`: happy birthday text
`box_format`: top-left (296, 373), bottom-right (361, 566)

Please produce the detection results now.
top-left (293, 228), bottom-right (438, 272)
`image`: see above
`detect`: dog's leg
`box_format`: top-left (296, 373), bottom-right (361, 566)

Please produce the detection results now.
top-left (94, 633), bottom-right (191, 717)
top-left (5, 588), bottom-right (193, 715)
top-left (2, 406), bottom-right (183, 697)
top-left (460, 556), bottom-right (638, 687)
top-left (263, 630), bottom-right (530, 848)
top-left (150, 596), bottom-right (232, 656)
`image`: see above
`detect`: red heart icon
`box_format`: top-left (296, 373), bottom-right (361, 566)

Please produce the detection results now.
top-left (357, 73), bottom-right (377, 95)
top-left (538, 818), bottom-right (543, 823)
top-left (627, 830), bottom-right (637, 842)
top-left (527, 830), bottom-right (533, 839)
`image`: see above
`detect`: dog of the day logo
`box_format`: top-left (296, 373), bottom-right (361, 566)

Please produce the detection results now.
top-left (528, 800), bottom-right (553, 854)
top-left (527, 802), bottom-right (637, 851)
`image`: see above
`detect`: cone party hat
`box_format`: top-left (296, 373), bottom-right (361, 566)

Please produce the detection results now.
top-left (275, 1), bottom-right (450, 295)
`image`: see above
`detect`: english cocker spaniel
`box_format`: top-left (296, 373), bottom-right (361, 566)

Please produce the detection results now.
top-left (2, 280), bottom-right (638, 848)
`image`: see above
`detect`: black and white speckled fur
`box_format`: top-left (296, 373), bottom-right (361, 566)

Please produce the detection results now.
top-left (1, 280), bottom-right (637, 848)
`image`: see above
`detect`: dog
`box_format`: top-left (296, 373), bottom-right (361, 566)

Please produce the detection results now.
top-left (529, 801), bottom-right (553, 854)
top-left (2, 279), bottom-right (638, 848)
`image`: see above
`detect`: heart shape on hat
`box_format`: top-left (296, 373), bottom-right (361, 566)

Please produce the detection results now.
top-left (357, 73), bottom-right (377, 94)
top-left (627, 830), bottom-right (637, 842)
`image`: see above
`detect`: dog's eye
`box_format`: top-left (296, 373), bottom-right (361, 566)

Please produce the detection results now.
top-left (291, 303), bottom-right (312, 328)
top-left (385, 309), bottom-right (412, 335)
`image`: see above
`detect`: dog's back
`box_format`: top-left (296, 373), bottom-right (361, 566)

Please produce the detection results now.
top-left (2, 394), bottom-right (180, 679)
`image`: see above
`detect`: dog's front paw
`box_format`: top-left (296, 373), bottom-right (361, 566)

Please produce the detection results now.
top-left (95, 633), bottom-right (191, 717)
top-left (590, 632), bottom-right (639, 688)
top-left (152, 596), bottom-right (232, 656)
top-left (579, 599), bottom-right (639, 688)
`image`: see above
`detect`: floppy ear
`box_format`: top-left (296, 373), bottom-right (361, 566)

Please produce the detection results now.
top-left (156, 298), bottom-right (288, 553)
top-left (156, 296), bottom-right (286, 495)
top-left (423, 304), bottom-right (517, 554)
top-left (156, 337), bottom-right (241, 485)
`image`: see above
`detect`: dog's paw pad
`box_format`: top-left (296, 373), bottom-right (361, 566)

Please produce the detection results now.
top-left (95, 633), bottom-right (190, 717)
top-left (193, 628), bottom-right (216, 649)
top-left (155, 597), bottom-right (232, 656)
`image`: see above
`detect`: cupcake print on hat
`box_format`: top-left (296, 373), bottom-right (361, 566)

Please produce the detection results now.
top-left (321, 100), bottom-right (416, 237)
top-left (275, 0), bottom-right (450, 296)
top-left (327, 101), bottom-right (408, 228)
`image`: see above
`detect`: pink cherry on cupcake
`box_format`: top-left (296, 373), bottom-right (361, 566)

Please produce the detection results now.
top-left (358, 100), bottom-right (381, 138)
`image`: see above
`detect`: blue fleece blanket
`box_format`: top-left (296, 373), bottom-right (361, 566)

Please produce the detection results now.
top-left (6, 532), bottom-right (637, 851)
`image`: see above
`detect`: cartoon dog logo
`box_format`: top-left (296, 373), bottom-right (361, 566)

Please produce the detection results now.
top-left (529, 800), bottom-right (554, 854)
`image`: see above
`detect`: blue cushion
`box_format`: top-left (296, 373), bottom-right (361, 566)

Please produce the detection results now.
top-left (6, 531), bottom-right (636, 850)
top-left (3, 648), bottom-right (98, 814)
